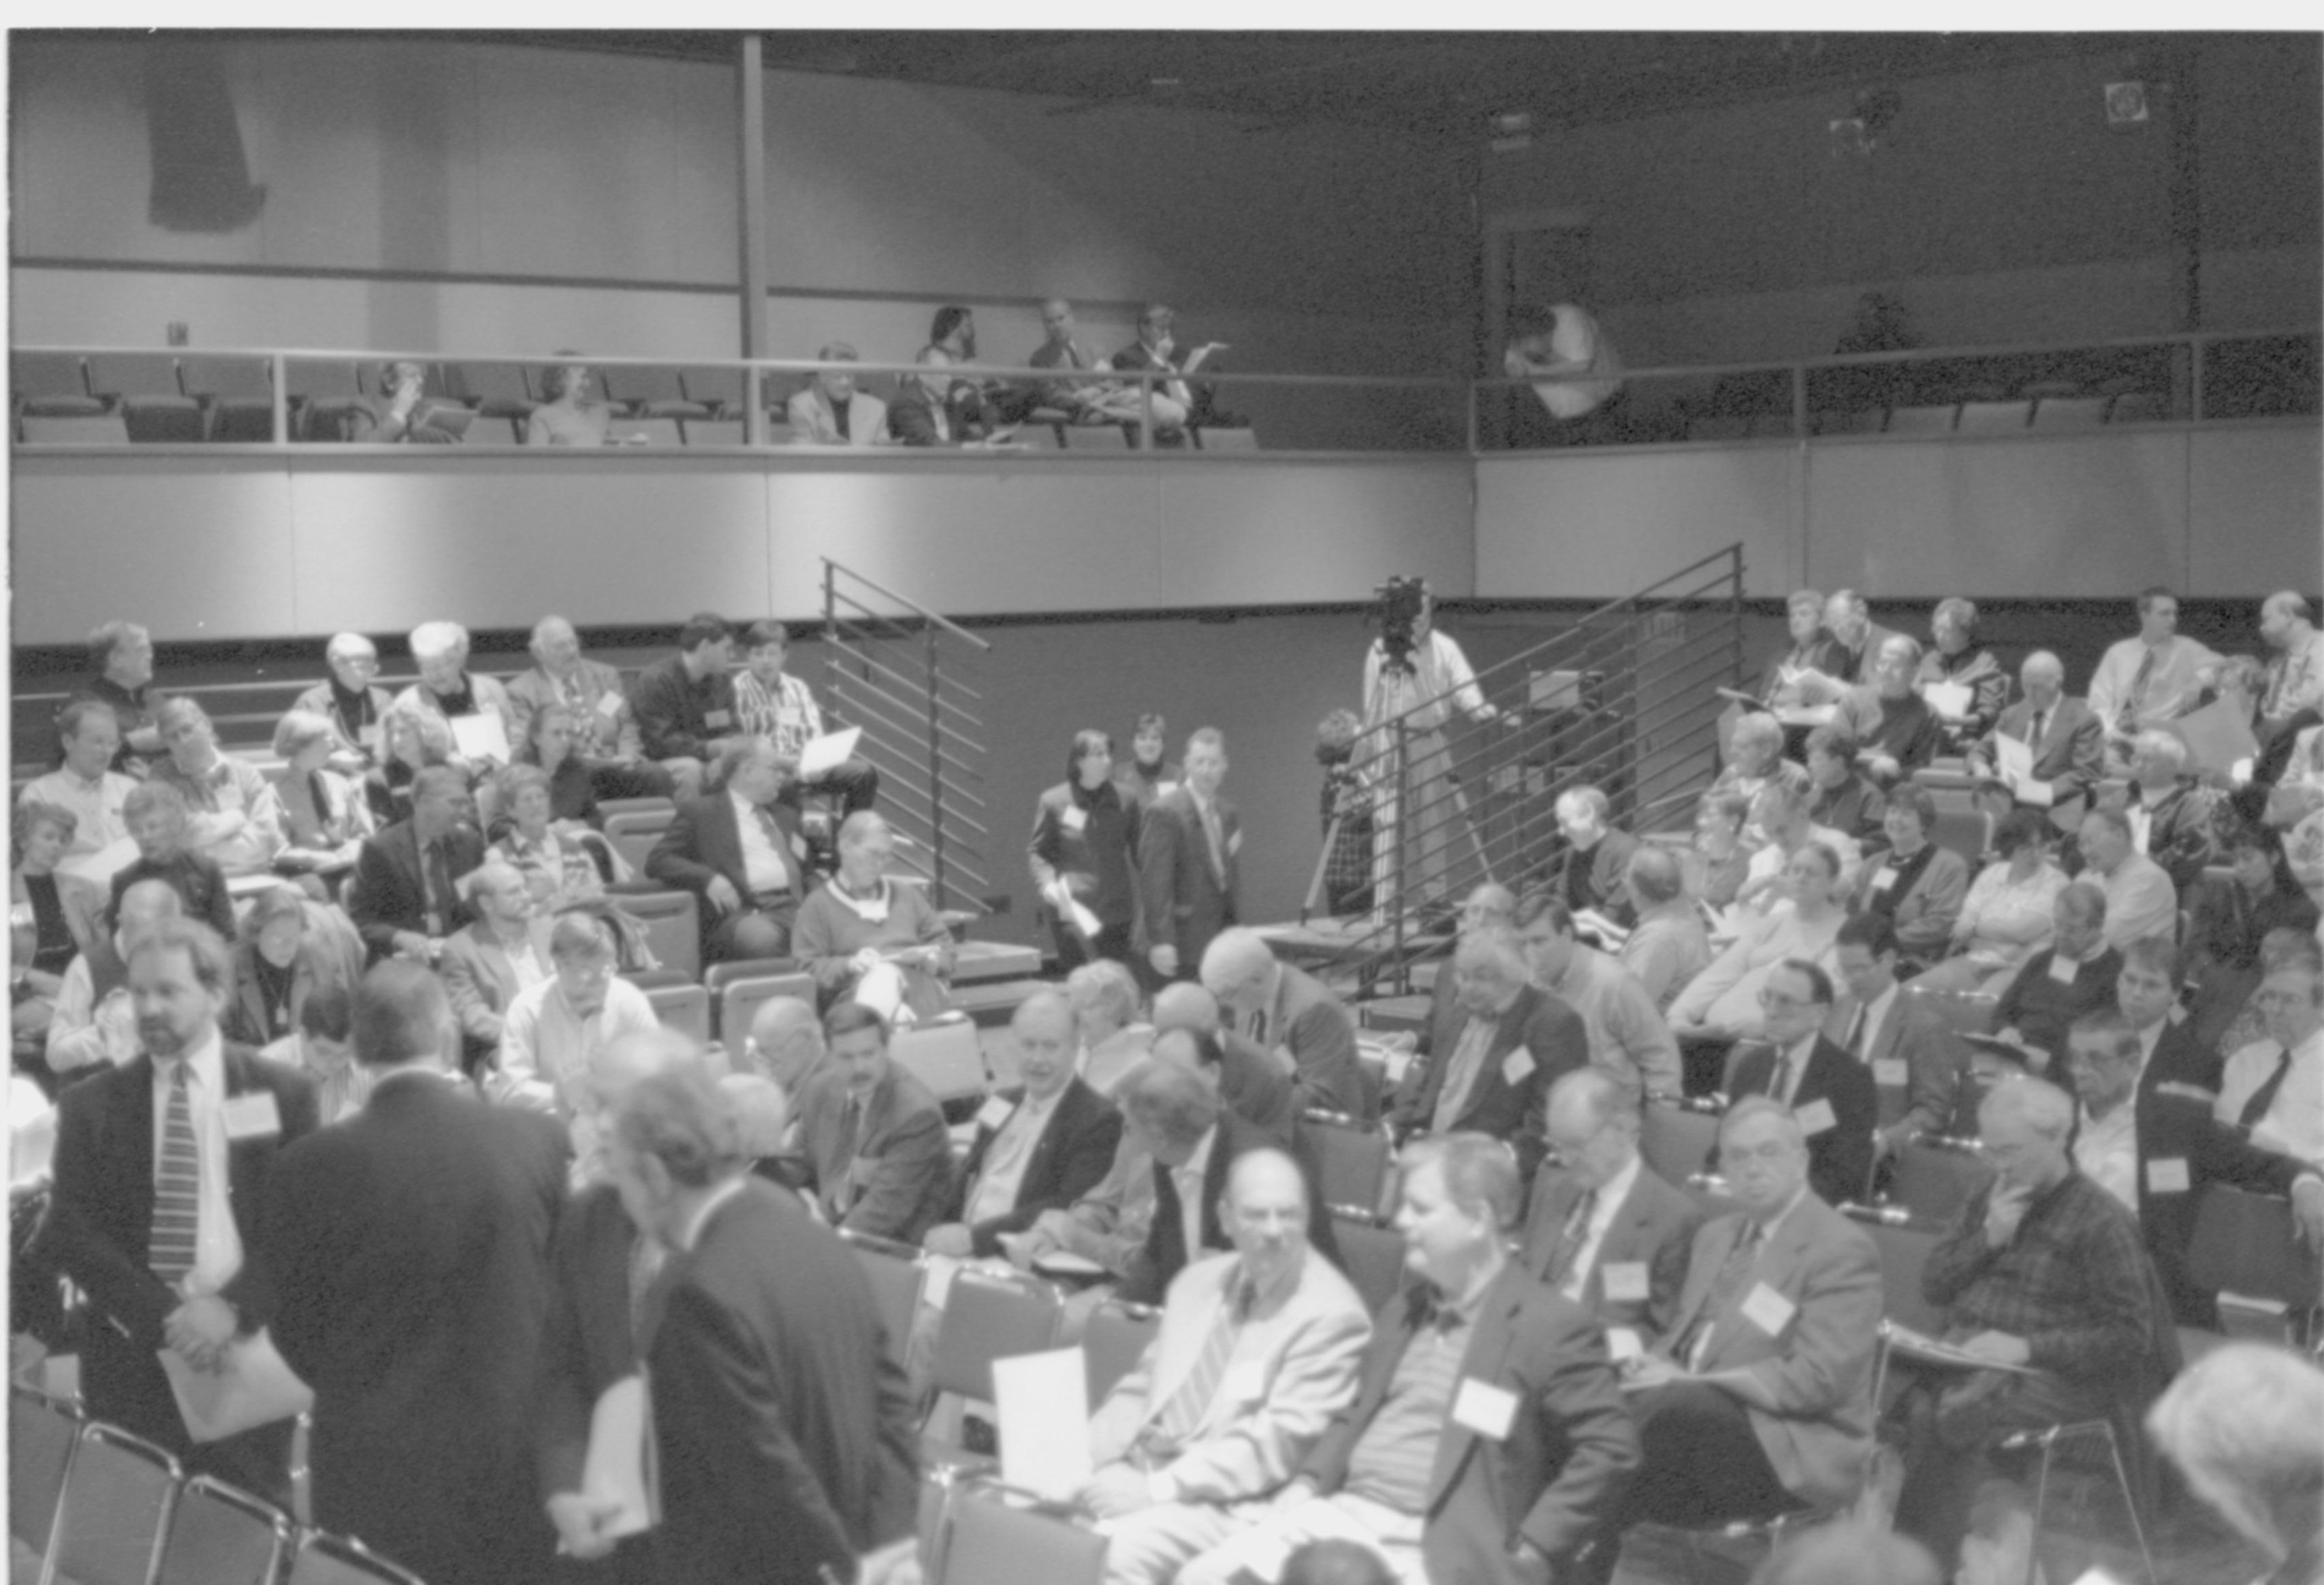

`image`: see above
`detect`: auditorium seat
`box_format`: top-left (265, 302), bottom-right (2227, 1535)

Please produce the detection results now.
top-left (155, 1474), bottom-right (291, 1585)
top-left (603, 807), bottom-right (675, 874)
top-left (616, 889), bottom-right (701, 981)
top-left (1080, 1299), bottom-right (1160, 1405)
top-left (48, 1420), bottom-right (179, 1585)
top-left (11, 352), bottom-right (103, 415)
top-left (1885, 402), bottom-right (1960, 434)
top-left (9, 1385), bottom-right (80, 1567)
top-left (444, 362), bottom-right (537, 418)
top-left (599, 364), bottom-right (707, 419)
top-left (2030, 394), bottom-right (2110, 430)
top-left (284, 361), bottom-right (368, 441)
top-left (178, 355), bottom-right (276, 442)
top-left (18, 412), bottom-right (133, 445)
top-left (1640, 1100), bottom-right (1722, 1186)
top-left (462, 415), bottom-right (522, 445)
top-left (1955, 399), bottom-right (2031, 434)
top-left (1330, 1214), bottom-right (1407, 1313)
top-left (285, 1530), bottom-right (428, 1585)
top-left (682, 417), bottom-right (745, 446)
top-left (949, 941), bottom-right (1043, 984)
top-left (1194, 426), bottom-right (1258, 451)
top-left (713, 970), bottom-right (814, 1045)
top-left (1061, 423), bottom-right (1130, 451)
top-left (679, 366), bottom-right (746, 416)
top-left (2107, 391), bottom-right (2167, 423)
top-left (926, 1477), bottom-right (1106, 1585)
top-left (1812, 408), bottom-right (1882, 436)
top-left (1015, 423), bottom-right (1066, 449)
top-left (839, 1230), bottom-right (924, 1377)
top-left (1889, 1137), bottom-right (1993, 1226)
top-left (647, 982), bottom-right (712, 1045)
top-left (891, 1016), bottom-right (988, 1114)
top-left (1297, 1108), bottom-right (1395, 1222)
top-left (607, 416), bottom-right (685, 449)
top-left (84, 353), bottom-right (207, 443)
top-left (2185, 1183), bottom-right (2323, 1347)
top-left (763, 417), bottom-right (796, 445)
top-left (923, 1268), bottom-right (1062, 1452)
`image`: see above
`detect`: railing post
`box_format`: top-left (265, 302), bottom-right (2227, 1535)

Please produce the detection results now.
top-left (1138, 372), bottom-right (1154, 451)
top-left (2191, 334), bottom-right (2206, 424)
top-left (272, 353), bottom-right (288, 446)
top-left (1730, 545), bottom-right (1747, 690)
top-left (925, 624), bottom-right (946, 910)
top-left (1390, 718), bottom-right (1410, 988)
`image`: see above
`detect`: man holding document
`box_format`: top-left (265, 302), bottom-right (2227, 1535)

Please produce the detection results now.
top-left (1970, 652), bottom-right (2103, 813)
top-left (40, 916), bottom-right (319, 1502)
top-left (732, 619), bottom-right (880, 820)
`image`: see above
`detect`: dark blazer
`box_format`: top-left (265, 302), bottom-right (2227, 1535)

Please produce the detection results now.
top-left (1028, 778), bottom-right (1143, 932)
top-left (1518, 1159), bottom-right (1704, 1336)
top-left (1301, 1264), bottom-right (1640, 1580)
top-left (1217, 1027), bottom-right (1300, 1144)
top-left (108, 849), bottom-right (236, 942)
top-left (1830, 988), bottom-right (1974, 1143)
top-left (626, 654), bottom-right (737, 765)
top-left (1977, 696), bottom-right (2105, 805)
top-left (345, 820), bottom-right (488, 961)
top-left (942, 1076), bottom-right (1122, 1256)
top-left (1849, 842), bottom-right (1971, 962)
top-left (438, 920), bottom-right (532, 1050)
top-left (42, 1044), bottom-right (319, 1461)
top-left (1808, 773), bottom-right (1888, 851)
top-left (534, 1183), bottom-right (641, 1503)
top-left (1247, 961), bottom-right (1371, 1122)
top-left (643, 1180), bottom-right (920, 1585)
top-left (1561, 829), bottom-right (1639, 929)
top-left (1392, 983), bottom-right (1591, 1187)
top-left (792, 1062), bottom-right (953, 1243)
top-left (645, 793), bottom-right (808, 942)
top-left (264, 1070), bottom-right (568, 1585)
top-left (1726, 1036), bottom-right (1878, 1207)
top-left (225, 911), bottom-right (364, 1048)
top-left (1138, 786), bottom-right (1239, 970)
top-left (1120, 1109), bottom-right (1340, 1307)
top-left (1996, 946), bottom-right (2125, 1070)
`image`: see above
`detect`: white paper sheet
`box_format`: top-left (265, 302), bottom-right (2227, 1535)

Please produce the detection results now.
top-left (449, 711), bottom-right (511, 765)
top-left (57, 836), bottom-right (139, 888)
top-left (159, 1328), bottom-right (313, 1443)
top-left (798, 727), bottom-right (862, 781)
top-left (1922, 681), bottom-right (1973, 720)
top-left (568, 1374), bottom-right (655, 1549)
top-left (993, 1347), bottom-right (1092, 1501)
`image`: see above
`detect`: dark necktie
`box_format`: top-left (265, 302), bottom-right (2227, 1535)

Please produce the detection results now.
top-left (1845, 1006), bottom-right (1870, 1060)
top-left (426, 839), bottom-right (455, 929)
top-left (1679, 1223), bottom-right (1760, 1368)
top-left (149, 1063), bottom-right (200, 1286)
top-left (1766, 1048), bottom-right (1794, 1106)
top-left (2120, 647), bottom-right (2158, 735)
top-left (2026, 707), bottom-right (2046, 750)
top-left (2240, 1046), bottom-right (2295, 1130)
top-left (1544, 1187), bottom-right (1598, 1286)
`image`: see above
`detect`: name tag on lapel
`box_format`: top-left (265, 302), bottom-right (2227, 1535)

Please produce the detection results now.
top-left (975, 1095), bottom-right (1014, 1132)
top-left (1794, 1098), bottom-right (1837, 1137)
top-left (1060, 805), bottom-right (1088, 835)
top-left (1226, 830), bottom-right (1242, 858)
top-left (1873, 1058), bottom-right (1909, 1089)
top-left (2047, 955), bottom-right (2080, 986)
top-left (223, 1091), bottom-right (282, 1142)
top-left (595, 692), bottom-right (623, 720)
top-left (1220, 1360), bottom-right (1267, 1403)
top-left (1600, 1262), bottom-right (1650, 1303)
top-left (1450, 1378), bottom-right (1519, 1441)
top-left (705, 710), bottom-right (733, 730)
top-left (1870, 867), bottom-right (1898, 893)
top-left (1501, 1046), bottom-right (1536, 1085)
top-left (1739, 1282), bottom-right (1796, 1338)
top-left (2145, 1157), bottom-right (2191, 1195)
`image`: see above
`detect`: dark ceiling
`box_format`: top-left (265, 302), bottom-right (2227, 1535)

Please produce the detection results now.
top-left (511, 30), bottom-right (2193, 140)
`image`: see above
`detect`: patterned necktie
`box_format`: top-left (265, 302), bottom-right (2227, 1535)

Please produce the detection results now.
top-left (2240, 1046), bottom-right (2295, 1130)
top-left (1845, 1006), bottom-right (1870, 1061)
top-left (149, 1062), bottom-right (200, 1287)
top-left (1544, 1187), bottom-right (1598, 1286)
top-left (1766, 1048), bottom-right (1794, 1106)
top-left (2120, 647), bottom-right (2158, 735)
top-left (1200, 799), bottom-right (1226, 882)
top-left (1431, 1016), bottom-right (1497, 1134)
top-left (1153, 1279), bottom-right (1250, 1445)
top-left (1680, 1223), bottom-right (1761, 1369)
top-left (2026, 708), bottom-right (2046, 750)
top-left (833, 1098), bottom-right (864, 1212)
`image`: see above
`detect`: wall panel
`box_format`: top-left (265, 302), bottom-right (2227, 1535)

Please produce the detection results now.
top-left (2187, 426), bottom-right (2324, 595)
top-left (1154, 463), bottom-right (1476, 605)
top-left (1474, 447), bottom-right (1799, 599)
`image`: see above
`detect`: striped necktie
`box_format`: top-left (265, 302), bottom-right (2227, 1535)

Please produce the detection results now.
top-left (1151, 1279), bottom-right (1252, 1447)
top-left (149, 1062), bottom-right (200, 1287)
top-left (2119, 647), bottom-right (2157, 735)
top-left (1543, 1187), bottom-right (1598, 1287)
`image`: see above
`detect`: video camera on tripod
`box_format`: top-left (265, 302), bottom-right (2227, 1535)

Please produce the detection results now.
top-left (1375, 576), bottom-right (1429, 674)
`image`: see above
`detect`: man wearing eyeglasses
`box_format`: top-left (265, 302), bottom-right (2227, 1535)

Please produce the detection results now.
top-left (1518, 1067), bottom-right (1702, 1336)
top-left (2216, 955), bottom-right (2324, 1172)
top-left (1722, 960), bottom-right (1875, 1208)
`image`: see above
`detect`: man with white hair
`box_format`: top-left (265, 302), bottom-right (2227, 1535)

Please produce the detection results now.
top-left (1551, 786), bottom-right (1639, 930)
top-left (290, 633), bottom-right (394, 772)
top-left (395, 620), bottom-right (519, 764)
top-left (1830, 631), bottom-right (1946, 784)
top-left (505, 614), bottom-right (679, 799)
top-left (1200, 928), bottom-right (1368, 1121)
top-left (1618, 847), bottom-right (1710, 1011)
top-left (2148, 1343), bottom-right (2324, 1584)
top-left (1708, 711), bottom-right (1809, 807)
top-left (2259, 590), bottom-right (2324, 733)
top-left (2103, 729), bottom-right (2221, 893)
top-left (1153, 981), bottom-right (1297, 1143)
top-left (2073, 804), bottom-right (2178, 953)
top-left (149, 696), bottom-right (288, 878)
top-left (1970, 650), bottom-right (2104, 811)
top-left (744, 994), bottom-right (826, 1098)
top-left (1418, 883), bottom-right (1517, 1061)
top-left (439, 860), bottom-right (553, 1074)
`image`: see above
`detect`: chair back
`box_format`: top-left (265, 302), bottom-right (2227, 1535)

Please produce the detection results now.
top-left (616, 888), bottom-right (701, 981)
top-left (931, 1482), bottom-right (1108, 1585)
top-left (1296, 1110), bottom-right (1395, 1222)
top-left (891, 1016), bottom-right (989, 1108)
top-left (155, 1475), bottom-right (291, 1585)
top-left (285, 1531), bottom-right (430, 1585)
top-left (596, 796), bottom-right (675, 822)
top-left (2186, 1184), bottom-right (2324, 1310)
top-left (1890, 1138), bottom-right (1993, 1227)
top-left (1640, 1101), bottom-right (1723, 1187)
top-left (716, 971), bottom-right (818, 1045)
top-left (1905, 985), bottom-right (2000, 1039)
top-left (1329, 1214), bottom-right (1408, 1315)
top-left (603, 808), bottom-right (675, 875)
top-left (647, 982), bottom-right (712, 1046)
top-left (840, 1230), bottom-right (925, 1377)
top-left (8, 1384), bottom-right (80, 1558)
top-left (1846, 1206), bottom-right (1948, 1336)
top-left (51, 1421), bottom-right (180, 1585)
top-left (1081, 1300), bottom-right (1160, 1407)
top-left (928, 1270), bottom-right (1062, 1407)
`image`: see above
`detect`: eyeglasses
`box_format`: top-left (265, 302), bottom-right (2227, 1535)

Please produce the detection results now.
top-left (1757, 989), bottom-right (1811, 1010)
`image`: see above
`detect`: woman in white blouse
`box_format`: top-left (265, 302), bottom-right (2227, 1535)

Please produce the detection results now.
top-left (1668, 841), bottom-right (1849, 1038)
top-left (1908, 809), bottom-right (2069, 996)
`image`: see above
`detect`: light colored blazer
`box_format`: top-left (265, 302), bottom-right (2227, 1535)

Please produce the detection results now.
top-left (1655, 1192), bottom-right (1883, 1507)
top-left (504, 660), bottom-right (643, 763)
top-left (1088, 1244), bottom-right (1370, 1504)
top-left (786, 385), bottom-right (889, 446)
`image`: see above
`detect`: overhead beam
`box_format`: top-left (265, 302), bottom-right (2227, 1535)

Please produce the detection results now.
top-left (737, 33), bottom-right (771, 444)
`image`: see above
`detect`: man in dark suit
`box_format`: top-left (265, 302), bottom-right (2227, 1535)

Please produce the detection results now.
top-left (1553, 786), bottom-right (1640, 931)
top-left (40, 918), bottom-right (320, 1502)
top-left (264, 961), bottom-right (568, 1585)
top-left (790, 1002), bottom-right (952, 1243)
top-left (344, 764), bottom-right (488, 964)
top-left (922, 990), bottom-right (1121, 1258)
top-left (1519, 1068), bottom-right (1703, 1338)
top-left (603, 1064), bottom-right (920, 1585)
top-left (1392, 925), bottom-right (1589, 1187)
top-left (1201, 927), bottom-right (1370, 1121)
top-left (644, 736), bottom-right (809, 963)
top-left (1969, 651), bottom-right (2104, 812)
top-left (1180, 1132), bottom-right (1638, 1585)
top-left (1994, 881), bottom-right (2122, 1076)
top-left (1153, 981), bottom-right (1296, 1144)
top-left (1829, 912), bottom-right (1977, 1161)
top-left (1723, 959), bottom-right (1877, 1207)
top-left (1418, 884), bottom-right (1519, 1059)
top-left (1139, 728), bottom-right (1239, 984)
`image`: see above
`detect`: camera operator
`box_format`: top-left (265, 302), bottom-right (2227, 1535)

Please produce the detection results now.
top-left (1360, 579), bottom-right (1504, 913)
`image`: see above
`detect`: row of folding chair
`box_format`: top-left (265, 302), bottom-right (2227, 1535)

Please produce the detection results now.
top-left (8, 1388), bottom-right (421, 1585)
top-left (1640, 1096), bottom-right (1996, 1228)
top-left (923, 1473), bottom-right (1108, 1585)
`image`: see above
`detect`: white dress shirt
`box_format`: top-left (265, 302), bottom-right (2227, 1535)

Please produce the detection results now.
top-left (2073, 1100), bottom-right (2139, 1210)
top-left (729, 790), bottom-right (792, 896)
top-left (2216, 1029), bottom-right (2324, 1169)
top-left (150, 1028), bottom-right (244, 1295)
top-left (1560, 1151), bottom-right (1642, 1304)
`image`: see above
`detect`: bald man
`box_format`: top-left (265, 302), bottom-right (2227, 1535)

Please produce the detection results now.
top-left (1420, 883), bottom-right (1518, 1059)
top-left (1201, 929), bottom-right (1369, 1121)
top-left (1154, 982), bottom-right (1296, 1143)
top-left (1969, 650), bottom-right (2104, 810)
top-left (923, 991), bottom-right (1122, 1258)
top-left (2259, 590), bottom-right (2324, 731)
top-left (744, 995), bottom-right (825, 1096)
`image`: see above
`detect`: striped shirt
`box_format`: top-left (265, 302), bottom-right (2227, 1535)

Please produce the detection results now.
top-left (1341, 1288), bottom-right (1480, 1515)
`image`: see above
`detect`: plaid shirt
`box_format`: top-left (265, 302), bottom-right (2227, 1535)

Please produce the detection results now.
top-left (1923, 1168), bottom-right (2153, 1383)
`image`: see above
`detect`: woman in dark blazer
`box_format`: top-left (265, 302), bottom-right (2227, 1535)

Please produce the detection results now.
top-left (1028, 729), bottom-right (1143, 971)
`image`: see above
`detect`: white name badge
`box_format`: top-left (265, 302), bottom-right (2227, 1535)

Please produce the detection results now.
top-left (1601, 1262), bottom-right (1651, 1303)
top-left (8, 902), bottom-right (33, 930)
top-left (1604, 1326), bottom-right (1644, 1363)
top-left (1226, 830), bottom-right (1242, 857)
top-left (976, 1095), bottom-right (1015, 1132)
top-left (358, 724), bottom-right (383, 751)
top-left (2047, 955), bottom-right (2080, 986)
top-left (595, 692), bottom-right (623, 720)
top-left (1060, 805), bottom-right (1088, 835)
top-left (776, 705), bottom-right (803, 729)
top-left (1794, 1097), bottom-right (1837, 1136)
top-left (223, 1090), bottom-right (282, 1141)
top-left (2145, 1157), bottom-right (2191, 1196)
top-left (1740, 1281), bottom-right (1797, 1338)
top-left (1450, 1377), bottom-right (1519, 1441)
top-left (1220, 1360), bottom-right (1267, 1403)
top-left (1873, 1057), bottom-right (1909, 1089)
top-left (1871, 867), bottom-right (1898, 893)
top-left (704, 710), bottom-right (733, 729)
top-left (1502, 1046), bottom-right (1537, 1086)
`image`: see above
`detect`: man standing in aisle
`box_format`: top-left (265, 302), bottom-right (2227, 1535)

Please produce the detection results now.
top-left (1142, 729), bottom-right (1241, 984)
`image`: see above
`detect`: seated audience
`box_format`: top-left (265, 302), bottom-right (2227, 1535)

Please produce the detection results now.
top-left (1067, 957), bottom-right (1156, 1098)
top-left (2093, 588), bottom-right (2227, 761)
top-left (921, 990), bottom-right (1122, 1259)
top-left (271, 709), bottom-right (375, 876)
top-left (440, 860), bottom-right (554, 1075)
top-left (1791, 588), bottom-right (1897, 700)
top-left (1153, 982), bottom-right (1297, 1144)
top-left (1708, 712), bottom-right (1809, 810)
top-left (1200, 927), bottom-right (1369, 1120)
top-left (524, 357), bottom-right (614, 447)
top-left (742, 994), bottom-right (825, 1095)
top-left (1830, 632), bottom-right (1946, 784)
top-left (795, 812), bottom-right (953, 1021)
top-left (2259, 590), bottom-right (2324, 737)
top-left (44, 879), bottom-right (180, 1075)
top-left (505, 615), bottom-right (677, 800)
top-left (2073, 803), bottom-right (2178, 952)
top-left (1992, 881), bottom-right (2122, 1075)
top-left (2147, 1343), bottom-right (2324, 1585)
top-left (150, 696), bottom-right (288, 878)
top-left (791, 1003), bottom-right (952, 1242)
top-left (1314, 707), bottom-right (1376, 918)
top-left (362, 697), bottom-right (460, 829)
top-left (346, 358), bottom-right (458, 443)
top-left (394, 620), bottom-right (519, 765)
top-left (1002, 1070), bottom-right (1163, 1283)
top-left (645, 736), bottom-right (808, 965)
top-left (1518, 1068), bottom-right (1703, 1334)
top-left (2184, 822), bottom-right (2320, 1050)
top-left (2216, 948), bottom-right (2324, 1170)
top-left (1910, 810), bottom-right (2068, 996)
top-left (1802, 724), bottom-right (1886, 850)
top-left (1031, 728), bottom-right (1144, 971)
top-left (1552, 786), bottom-right (1640, 929)
top-left (1723, 959), bottom-right (1877, 1206)
top-left (1892, 1077), bottom-right (2163, 1568)
top-left (1683, 788), bottom-right (1756, 912)
top-left (261, 982), bottom-right (370, 1125)
top-left (1110, 301), bottom-right (1220, 436)
top-left (506, 703), bottom-right (604, 835)
top-left (18, 699), bottom-right (134, 861)
top-left (226, 882), bottom-right (363, 1048)
top-left (1735, 780), bottom-right (1860, 915)
top-left (626, 613), bottom-right (742, 787)
top-left (1079, 1146), bottom-right (1370, 1585)
top-left (902, 304), bottom-right (1002, 443)
top-left (1115, 711), bottom-right (1181, 811)
top-left (289, 632), bottom-right (392, 771)
top-left (108, 782), bottom-right (235, 943)
top-left (1849, 783), bottom-right (1969, 968)
top-left (344, 764), bottom-right (488, 965)
top-left (1390, 925), bottom-right (1587, 1186)
top-left (731, 619), bottom-right (880, 817)
top-left (1180, 1133), bottom-right (1638, 1585)
top-left (1969, 650), bottom-right (2105, 812)
top-left (1832, 912), bottom-right (1979, 1157)
top-left (490, 760), bottom-right (614, 912)
top-left (77, 618), bottom-right (163, 774)
top-left (1916, 596), bottom-right (2010, 746)
top-left (1760, 589), bottom-right (1842, 707)
top-left (1417, 884), bottom-right (1520, 1059)
top-left (1669, 844), bottom-right (1849, 1038)
top-left (2105, 729), bottom-right (2223, 894)
top-left (1514, 891), bottom-right (1682, 1101)
top-left (785, 343), bottom-right (889, 446)
top-left (12, 801), bottom-right (105, 989)
top-left (1618, 845), bottom-right (1710, 1011)
top-left (1024, 298), bottom-right (1147, 425)
top-left (494, 910), bottom-right (659, 1120)
top-left (1577, 1099), bottom-right (1881, 1583)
